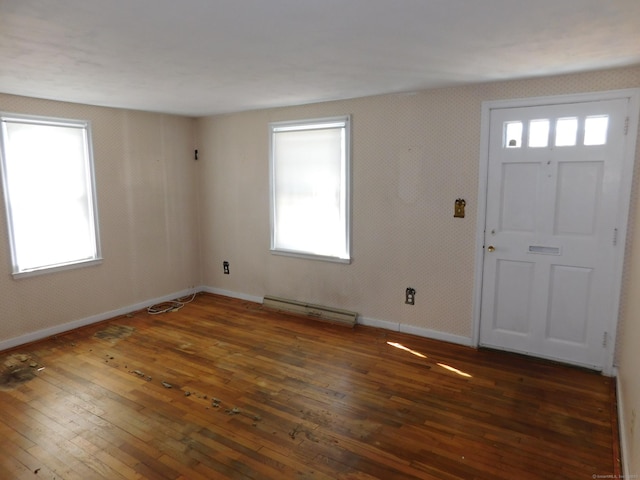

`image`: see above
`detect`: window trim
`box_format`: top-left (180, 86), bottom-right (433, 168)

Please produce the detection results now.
top-left (0, 112), bottom-right (102, 278)
top-left (269, 115), bottom-right (352, 263)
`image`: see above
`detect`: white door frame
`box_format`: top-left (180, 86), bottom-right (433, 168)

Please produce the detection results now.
top-left (472, 88), bottom-right (640, 375)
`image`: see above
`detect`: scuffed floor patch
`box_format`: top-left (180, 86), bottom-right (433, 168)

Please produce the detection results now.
top-left (0, 353), bottom-right (42, 390)
top-left (93, 324), bottom-right (135, 341)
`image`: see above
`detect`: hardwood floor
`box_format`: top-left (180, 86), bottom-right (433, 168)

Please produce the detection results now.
top-left (0, 293), bottom-right (619, 479)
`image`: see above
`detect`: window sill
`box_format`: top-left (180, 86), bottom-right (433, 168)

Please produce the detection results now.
top-left (270, 248), bottom-right (351, 264)
top-left (12, 257), bottom-right (104, 279)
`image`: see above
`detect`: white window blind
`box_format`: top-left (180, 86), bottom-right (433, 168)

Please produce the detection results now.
top-left (269, 116), bottom-right (351, 262)
top-left (0, 114), bottom-right (101, 277)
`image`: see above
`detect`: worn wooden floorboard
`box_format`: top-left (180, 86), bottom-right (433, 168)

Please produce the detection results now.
top-left (0, 293), bottom-right (618, 479)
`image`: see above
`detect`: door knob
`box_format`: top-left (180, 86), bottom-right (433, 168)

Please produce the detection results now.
top-left (487, 245), bottom-right (495, 252)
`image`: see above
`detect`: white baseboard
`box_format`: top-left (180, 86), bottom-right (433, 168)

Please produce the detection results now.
top-left (357, 315), bottom-right (473, 347)
top-left (0, 287), bottom-right (199, 352)
top-left (616, 371), bottom-right (631, 478)
top-left (201, 286), bottom-right (264, 304)
top-left (1, 286), bottom-right (472, 357)
top-left (202, 288), bottom-right (474, 347)
top-left (202, 289), bottom-right (474, 347)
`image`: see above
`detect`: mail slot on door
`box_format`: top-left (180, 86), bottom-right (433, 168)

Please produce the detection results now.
top-left (528, 245), bottom-right (561, 255)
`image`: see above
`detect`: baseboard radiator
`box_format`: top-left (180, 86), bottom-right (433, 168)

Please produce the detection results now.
top-left (262, 295), bottom-right (357, 328)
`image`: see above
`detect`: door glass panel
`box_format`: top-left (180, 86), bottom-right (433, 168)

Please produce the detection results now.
top-left (504, 121), bottom-right (522, 148)
top-left (555, 117), bottom-right (578, 146)
top-left (584, 115), bottom-right (609, 145)
top-left (528, 119), bottom-right (549, 147)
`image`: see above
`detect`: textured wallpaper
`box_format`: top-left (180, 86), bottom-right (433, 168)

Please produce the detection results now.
top-left (0, 95), bottom-right (200, 343)
top-left (1, 66), bottom-right (639, 349)
top-left (197, 66), bottom-right (640, 342)
top-left (1, 66), bottom-right (639, 473)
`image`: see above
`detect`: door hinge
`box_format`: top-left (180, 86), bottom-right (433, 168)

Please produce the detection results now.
top-left (613, 227), bottom-right (619, 246)
top-left (624, 117), bottom-right (629, 136)
top-left (602, 331), bottom-right (608, 348)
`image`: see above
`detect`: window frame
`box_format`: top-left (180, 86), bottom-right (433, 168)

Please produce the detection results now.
top-left (268, 115), bottom-right (352, 263)
top-left (0, 112), bottom-right (102, 278)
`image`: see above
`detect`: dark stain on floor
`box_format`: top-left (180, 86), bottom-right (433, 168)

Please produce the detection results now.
top-left (94, 324), bottom-right (135, 341)
top-left (0, 353), bottom-right (42, 390)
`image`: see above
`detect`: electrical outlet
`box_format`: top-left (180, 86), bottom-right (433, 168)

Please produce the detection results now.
top-left (405, 287), bottom-right (416, 305)
top-left (223, 261), bottom-right (230, 274)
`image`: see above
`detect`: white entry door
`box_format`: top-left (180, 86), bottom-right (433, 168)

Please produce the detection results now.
top-left (479, 95), bottom-right (636, 370)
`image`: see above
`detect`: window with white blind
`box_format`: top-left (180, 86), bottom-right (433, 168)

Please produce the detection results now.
top-left (269, 116), bottom-right (351, 263)
top-left (0, 113), bottom-right (101, 277)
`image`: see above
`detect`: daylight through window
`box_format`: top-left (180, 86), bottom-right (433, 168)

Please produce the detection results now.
top-left (0, 113), bottom-right (101, 276)
top-left (269, 116), bottom-right (351, 262)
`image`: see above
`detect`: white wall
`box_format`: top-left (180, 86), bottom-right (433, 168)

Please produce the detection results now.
top-left (196, 65), bottom-right (640, 473)
top-left (0, 94), bottom-right (201, 348)
top-left (618, 168), bottom-right (640, 475)
top-left (1, 64), bottom-right (639, 473)
top-left (196, 66), bottom-right (640, 338)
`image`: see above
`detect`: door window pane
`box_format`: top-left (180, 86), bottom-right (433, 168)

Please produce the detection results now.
top-left (555, 117), bottom-right (578, 146)
top-left (584, 115), bottom-right (609, 146)
top-left (528, 119), bottom-right (550, 148)
top-left (504, 121), bottom-right (523, 148)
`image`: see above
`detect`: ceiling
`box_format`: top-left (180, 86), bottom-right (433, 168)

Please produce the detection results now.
top-left (1, 0), bottom-right (639, 117)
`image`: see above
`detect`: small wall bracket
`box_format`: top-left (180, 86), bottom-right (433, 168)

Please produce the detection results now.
top-left (405, 287), bottom-right (416, 305)
top-left (454, 198), bottom-right (466, 218)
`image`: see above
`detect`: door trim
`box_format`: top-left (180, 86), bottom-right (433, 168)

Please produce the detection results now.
top-left (472, 88), bottom-right (640, 375)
